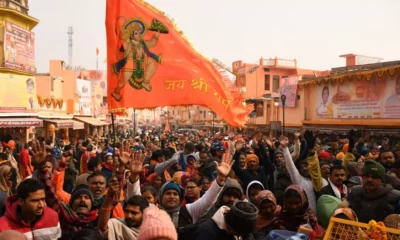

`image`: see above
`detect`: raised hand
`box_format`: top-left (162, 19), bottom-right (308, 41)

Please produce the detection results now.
top-left (254, 129), bottom-right (263, 144)
top-left (120, 152), bottom-right (130, 165)
top-left (294, 131), bottom-right (301, 140)
top-left (235, 142), bottom-right (243, 152)
top-left (129, 151), bottom-right (145, 175)
top-left (279, 137), bottom-right (289, 149)
top-left (215, 153), bottom-right (235, 178)
top-left (106, 177), bottom-right (120, 198)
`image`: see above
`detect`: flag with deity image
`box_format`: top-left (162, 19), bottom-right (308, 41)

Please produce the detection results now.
top-left (106, 0), bottom-right (252, 127)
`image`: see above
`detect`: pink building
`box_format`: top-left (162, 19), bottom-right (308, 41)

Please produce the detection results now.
top-left (35, 60), bottom-right (109, 142)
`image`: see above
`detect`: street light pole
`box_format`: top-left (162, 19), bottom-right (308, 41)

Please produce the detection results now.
top-left (281, 95), bottom-right (286, 136)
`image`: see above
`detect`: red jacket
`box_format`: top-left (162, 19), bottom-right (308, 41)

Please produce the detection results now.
top-left (0, 195), bottom-right (61, 239)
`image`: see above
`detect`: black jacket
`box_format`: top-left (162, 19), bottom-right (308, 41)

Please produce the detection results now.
top-left (195, 219), bottom-right (234, 240)
top-left (318, 182), bottom-right (345, 200)
top-left (232, 143), bottom-right (275, 191)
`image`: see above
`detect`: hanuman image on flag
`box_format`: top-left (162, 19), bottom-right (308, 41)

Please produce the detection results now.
top-left (111, 18), bottom-right (169, 101)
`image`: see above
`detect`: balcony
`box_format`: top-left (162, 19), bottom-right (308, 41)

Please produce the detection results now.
top-left (0, 0), bottom-right (29, 15)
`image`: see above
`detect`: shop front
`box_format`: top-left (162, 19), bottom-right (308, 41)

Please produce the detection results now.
top-left (0, 117), bottom-right (42, 144)
top-left (298, 62), bottom-right (400, 141)
top-left (74, 117), bottom-right (109, 138)
top-left (37, 119), bottom-right (84, 144)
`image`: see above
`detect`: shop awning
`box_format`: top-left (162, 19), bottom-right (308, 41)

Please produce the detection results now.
top-left (0, 118), bottom-right (43, 128)
top-left (44, 119), bottom-right (76, 129)
top-left (74, 117), bottom-right (109, 126)
top-left (73, 121), bottom-right (85, 130)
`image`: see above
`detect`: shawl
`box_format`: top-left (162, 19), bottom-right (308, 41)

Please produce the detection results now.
top-left (102, 161), bottom-right (113, 171)
top-left (270, 185), bottom-right (318, 232)
top-left (0, 165), bottom-right (11, 194)
top-left (59, 201), bottom-right (98, 232)
top-left (254, 190), bottom-right (281, 233)
top-left (328, 178), bottom-right (348, 200)
top-left (107, 218), bottom-right (140, 240)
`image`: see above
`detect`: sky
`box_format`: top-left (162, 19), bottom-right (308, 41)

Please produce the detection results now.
top-left (30, 0), bottom-right (400, 73)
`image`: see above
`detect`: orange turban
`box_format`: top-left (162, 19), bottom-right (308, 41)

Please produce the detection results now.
top-left (245, 154), bottom-right (259, 167)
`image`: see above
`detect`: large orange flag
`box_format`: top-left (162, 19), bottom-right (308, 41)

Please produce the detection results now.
top-left (106, 0), bottom-right (252, 127)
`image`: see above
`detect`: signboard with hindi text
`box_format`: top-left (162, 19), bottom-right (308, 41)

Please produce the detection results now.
top-left (3, 21), bottom-right (36, 73)
top-left (315, 76), bottom-right (400, 119)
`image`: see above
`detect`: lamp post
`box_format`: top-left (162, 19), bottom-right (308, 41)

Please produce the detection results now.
top-left (281, 95), bottom-right (286, 136)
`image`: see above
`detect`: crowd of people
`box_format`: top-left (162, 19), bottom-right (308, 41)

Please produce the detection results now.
top-left (0, 128), bottom-right (398, 240)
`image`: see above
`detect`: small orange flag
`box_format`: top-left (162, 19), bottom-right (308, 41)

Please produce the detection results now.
top-left (96, 48), bottom-right (99, 56)
top-left (106, 0), bottom-right (252, 127)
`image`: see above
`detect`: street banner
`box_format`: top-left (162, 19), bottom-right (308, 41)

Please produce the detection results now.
top-left (0, 73), bottom-right (36, 111)
top-left (106, 0), bottom-right (252, 127)
top-left (76, 79), bottom-right (92, 115)
top-left (3, 21), bottom-right (36, 73)
top-left (279, 77), bottom-right (299, 108)
top-left (77, 70), bottom-right (107, 96)
top-left (316, 75), bottom-right (400, 119)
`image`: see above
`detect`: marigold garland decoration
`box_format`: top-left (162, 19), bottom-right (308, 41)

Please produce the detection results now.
top-left (363, 220), bottom-right (388, 240)
top-left (299, 65), bottom-right (400, 86)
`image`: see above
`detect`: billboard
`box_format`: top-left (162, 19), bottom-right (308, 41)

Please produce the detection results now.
top-left (279, 77), bottom-right (299, 108)
top-left (76, 79), bottom-right (92, 115)
top-left (316, 76), bottom-right (400, 119)
top-left (3, 21), bottom-right (36, 73)
top-left (0, 74), bottom-right (36, 110)
top-left (76, 70), bottom-right (107, 96)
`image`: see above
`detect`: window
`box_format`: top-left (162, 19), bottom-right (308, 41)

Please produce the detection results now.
top-left (264, 68), bottom-right (270, 72)
top-left (188, 111), bottom-right (191, 119)
top-left (203, 111), bottom-right (206, 118)
top-left (273, 75), bottom-right (280, 92)
top-left (264, 75), bottom-right (270, 91)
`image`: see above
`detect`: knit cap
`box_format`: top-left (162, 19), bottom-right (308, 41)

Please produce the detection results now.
top-left (69, 184), bottom-right (94, 207)
top-left (225, 201), bottom-right (258, 235)
top-left (362, 160), bottom-right (386, 183)
top-left (137, 207), bottom-right (177, 240)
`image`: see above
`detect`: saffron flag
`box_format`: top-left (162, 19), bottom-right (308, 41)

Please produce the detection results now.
top-left (96, 48), bottom-right (100, 56)
top-left (106, 0), bottom-right (252, 127)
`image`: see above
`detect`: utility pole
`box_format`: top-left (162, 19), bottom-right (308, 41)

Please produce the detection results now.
top-left (67, 26), bottom-right (74, 67)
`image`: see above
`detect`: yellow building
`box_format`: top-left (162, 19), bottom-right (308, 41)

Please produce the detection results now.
top-left (0, 0), bottom-right (41, 143)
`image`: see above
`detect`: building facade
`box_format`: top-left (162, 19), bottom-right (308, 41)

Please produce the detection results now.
top-left (35, 60), bottom-right (110, 142)
top-left (298, 55), bottom-right (400, 137)
top-left (232, 57), bottom-right (329, 131)
top-left (0, 0), bottom-right (41, 143)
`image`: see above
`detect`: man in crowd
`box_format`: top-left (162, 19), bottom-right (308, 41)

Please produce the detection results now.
top-left (319, 165), bottom-right (347, 200)
top-left (98, 177), bottom-right (150, 239)
top-left (0, 179), bottom-right (61, 239)
top-left (349, 160), bottom-right (400, 223)
top-left (195, 201), bottom-right (258, 240)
